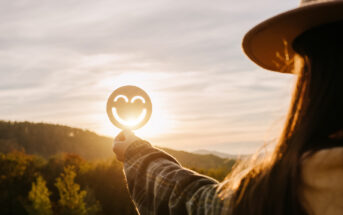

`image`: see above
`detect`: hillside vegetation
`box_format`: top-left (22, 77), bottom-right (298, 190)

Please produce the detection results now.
top-left (0, 121), bottom-right (236, 172)
top-left (0, 121), bottom-right (236, 215)
top-left (0, 121), bottom-right (112, 159)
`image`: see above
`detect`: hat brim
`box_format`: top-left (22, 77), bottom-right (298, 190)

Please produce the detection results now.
top-left (242, 1), bottom-right (343, 73)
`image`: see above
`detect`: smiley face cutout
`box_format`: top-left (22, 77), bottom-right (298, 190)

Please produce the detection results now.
top-left (107, 85), bottom-right (152, 130)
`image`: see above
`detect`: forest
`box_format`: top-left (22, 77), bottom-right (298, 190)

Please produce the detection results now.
top-left (0, 121), bottom-right (236, 215)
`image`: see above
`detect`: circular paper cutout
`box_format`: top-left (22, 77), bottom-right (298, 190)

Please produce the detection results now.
top-left (107, 85), bottom-right (152, 130)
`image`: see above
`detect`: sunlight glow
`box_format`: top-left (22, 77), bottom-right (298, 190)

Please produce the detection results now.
top-left (113, 108), bottom-right (147, 127)
top-left (97, 72), bottom-right (174, 139)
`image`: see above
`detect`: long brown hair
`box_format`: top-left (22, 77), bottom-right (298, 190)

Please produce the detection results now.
top-left (225, 21), bottom-right (343, 215)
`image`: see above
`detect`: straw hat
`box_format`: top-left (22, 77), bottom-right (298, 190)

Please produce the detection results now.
top-left (242, 0), bottom-right (343, 73)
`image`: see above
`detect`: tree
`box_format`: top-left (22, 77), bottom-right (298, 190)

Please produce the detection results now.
top-left (0, 151), bottom-right (44, 215)
top-left (55, 165), bottom-right (100, 215)
top-left (27, 175), bottom-right (52, 215)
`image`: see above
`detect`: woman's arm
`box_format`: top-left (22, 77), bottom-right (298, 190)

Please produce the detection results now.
top-left (122, 139), bottom-right (231, 215)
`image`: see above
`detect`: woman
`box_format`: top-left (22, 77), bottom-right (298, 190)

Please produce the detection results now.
top-left (113, 0), bottom-right (343, 214)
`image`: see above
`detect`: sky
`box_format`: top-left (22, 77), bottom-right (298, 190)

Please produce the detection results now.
top-left (0, 0), bottom-right (300, 154)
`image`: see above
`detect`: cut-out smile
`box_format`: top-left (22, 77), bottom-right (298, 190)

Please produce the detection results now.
top-left (113, 108), bottom-right (147, 127)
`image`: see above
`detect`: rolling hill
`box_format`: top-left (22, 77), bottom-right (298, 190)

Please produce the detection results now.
top-left (0, 120), bottom-right (236, 172)
top-left (0, 120), bottom-right (237, 214)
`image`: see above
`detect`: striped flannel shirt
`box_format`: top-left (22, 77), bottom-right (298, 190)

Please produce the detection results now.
top-left (123, 140), bottom-right (233, 215)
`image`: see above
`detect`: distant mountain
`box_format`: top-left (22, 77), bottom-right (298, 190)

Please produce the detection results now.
top-left (161, 147), bottom-right (235, 171)
top-left (0, 121), bottom-right (236, 175)
top-left (193, 149), bottom-right (248, 159)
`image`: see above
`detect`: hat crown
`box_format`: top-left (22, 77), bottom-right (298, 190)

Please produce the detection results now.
top-left (301, 0), bottom-right (342, 6)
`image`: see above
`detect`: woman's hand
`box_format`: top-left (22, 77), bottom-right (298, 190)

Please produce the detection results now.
top-left (113, 130), bottom-right (140, 161)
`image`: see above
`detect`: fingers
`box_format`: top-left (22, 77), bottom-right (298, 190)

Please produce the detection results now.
top-left (113, 129), bottom-right (139, 162)
top-left (112, 141), bottom-right (125, 161)
top-left (115, 129), bottom-right (134, 141)
top-left (115, 132), bottom-right (126, 141)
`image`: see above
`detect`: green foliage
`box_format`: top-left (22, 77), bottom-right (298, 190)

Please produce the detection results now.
top-left (0, 151), bottom-right (136, 215)
top-left (0, 121), bottom-right (236, 215)
top-left (190, 167), bottom-right (230, 181)
top-left (77, 160), bottom-right (137, 215)
top-left (55, 166), bottom-right (100, 215)
top-left (160, 147), bottom-right (235, 177)
top-left (0, 121), bottom-right (236, 174)
top-left (0, 151), bottom-right (45, 214)
top-left (27, 175), bottom-right (53, 215)
top-left (0, 121), bottom-right (112, 160)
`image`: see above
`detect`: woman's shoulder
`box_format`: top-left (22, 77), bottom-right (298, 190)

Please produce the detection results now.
top-left (302, 146), bottom-right (343, 170)
top-left (301, 146), bottom-right (343, 186)
top-left (300, 146), bottom-right (343, 215)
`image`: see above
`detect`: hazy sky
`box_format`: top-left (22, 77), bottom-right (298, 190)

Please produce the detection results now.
top-left (1, 0), bottom-right (300, 154)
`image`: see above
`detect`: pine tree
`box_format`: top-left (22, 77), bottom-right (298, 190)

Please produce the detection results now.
top-left (27, 175), bottom-right (53, 215)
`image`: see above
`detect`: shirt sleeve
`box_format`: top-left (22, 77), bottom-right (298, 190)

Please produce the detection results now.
top-left (123, 140), bottom-right (232, 215)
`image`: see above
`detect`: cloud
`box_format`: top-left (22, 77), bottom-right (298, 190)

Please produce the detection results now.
top-left (0, 0), bottom-right (299, 154)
